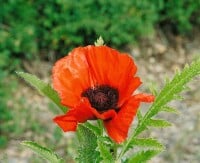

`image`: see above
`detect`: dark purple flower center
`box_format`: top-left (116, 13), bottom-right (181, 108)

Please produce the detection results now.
top-left (82, 85), bottom-right (119, 112)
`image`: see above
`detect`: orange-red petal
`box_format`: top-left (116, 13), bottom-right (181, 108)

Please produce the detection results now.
top-left (132, 93), bottom-right (155, 102)
top-left (53, 98), bottom-right (94, 132)
top-left (104, 97), bottom-right (140, 143)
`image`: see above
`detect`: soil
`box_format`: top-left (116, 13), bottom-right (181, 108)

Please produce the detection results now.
top-left (0, 30), bottom-right (200, 163)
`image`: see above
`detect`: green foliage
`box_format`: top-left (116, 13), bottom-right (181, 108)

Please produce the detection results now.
top-left (0, 71), bottom-right (14, 148)
top-left (0, 136), bottom-right (7, 148)
top-left (16, 72), bottom-right (67, 113)
top-left (1, 0), bottom-right (160, 60)
top-left (21, 141), bottom-right (64, 163)
top-left (1, 0), bottom-right (200, 65)
top-left (118, 59), bottom-right (200, 161)
top-left (3, 0), bottom-right (200, 61)
top-left (159, 0), bottom-right (200, 33)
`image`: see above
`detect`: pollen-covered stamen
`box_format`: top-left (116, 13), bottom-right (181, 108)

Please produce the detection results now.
top-left (82, 85), bottom-right (119, 112)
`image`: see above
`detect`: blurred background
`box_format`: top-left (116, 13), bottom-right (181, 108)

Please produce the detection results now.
top-left (0, 0), bottom-right (200, 162)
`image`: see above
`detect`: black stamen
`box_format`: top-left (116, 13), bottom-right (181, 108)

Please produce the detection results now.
top-left (82, 85), bottom-right (119, 112)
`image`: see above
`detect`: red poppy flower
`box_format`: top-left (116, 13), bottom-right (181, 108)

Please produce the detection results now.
top-left (52, 45), bottom-right (154, 143)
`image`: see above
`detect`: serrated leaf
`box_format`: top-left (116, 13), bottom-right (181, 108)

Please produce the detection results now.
top-left (119, 59), bottom-right (200, 158)
top-left (97, 140), bottom-right (114, 163)
top-left (128, 138), bottom-right (164, 150)
top-left (147, 59), bottom-right (200, 118)
top-left (76, 124), bottom-right (101, 163)
top-left (162, 106), bottom-right (180, 114)
top-left (16, 72), bottom-right (67, 113)
top-left (128, 150), bottom-right (161, 163)
top-left (147, 119), bottom-right (172, 128)
top-left (21, 141), bottom-right (64, 163)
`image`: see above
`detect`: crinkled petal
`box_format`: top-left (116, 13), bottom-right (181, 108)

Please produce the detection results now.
top-left (118, 77), bottom-right (142, 106)
top-left (104, 94), bottom-right (154, 143)
top-left (104, 97), bottom-right (140, 143)
top-left (52, 47), bottom-right (94, 107)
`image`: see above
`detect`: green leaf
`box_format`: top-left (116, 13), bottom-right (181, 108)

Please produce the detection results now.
top-left (76, 124), bottom-right (101, 163)
top-left (97, 140), bottom-right (114, 163)
top-left (147, 59), bottom-right (200, 118)
top-left (128, 150), bottom-right (161, 163)
top-left (162, 106), bottom-right (180, 114)
top-left (84, 121), bottom-right (101, 136)
top-left (16, 72), bottom-right (67, 113)
top-left (128, 138), bottom-right (164, 150)
top-left (147, 119), bottom-right (172, 128)
top-left (21, 141), bottom-right (64, 163)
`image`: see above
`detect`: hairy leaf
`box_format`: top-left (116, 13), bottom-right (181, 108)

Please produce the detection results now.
top-left (76, 124), bottom-right (101, 163)
top-left (16, 72), bottom-right (67, 113)
top-left (128, 138), bottom-right (164, 151)
top-left (147, 59), bottom-right (200, 118)
top-left (97, 140), bottom-right (114, 163)
top-left (21, 141), bottom-right (64, 163)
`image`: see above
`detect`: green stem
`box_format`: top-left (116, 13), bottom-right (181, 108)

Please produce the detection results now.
top-left (97, 119), bottom-right (104, 135)
top-left (113, 143), bottom-right (118, 160)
